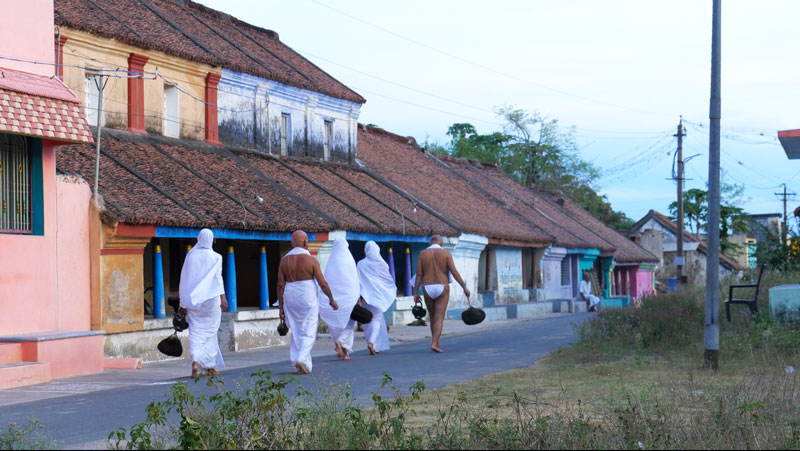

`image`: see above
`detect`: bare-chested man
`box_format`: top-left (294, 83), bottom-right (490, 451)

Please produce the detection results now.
top-left (413, 235), bottom-right (471, 353)
top-left (277, 230), bottom-right (338, 374)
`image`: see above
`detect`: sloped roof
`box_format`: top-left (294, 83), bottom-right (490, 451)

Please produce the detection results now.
top-left (55, 128), bottom-right (456, 236)
top-left (436, 155), bottom-right (614, 251)
top-left (54, 0), bottom-right (365, 104)
top-left (630, 210), bottom-right (743, 270)
top-left (355, 125), bottom-right (554, 245)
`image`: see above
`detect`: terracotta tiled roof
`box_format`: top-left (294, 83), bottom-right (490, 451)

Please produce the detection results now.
top-left (55, 128), bottom-right (456, 236)
top-left (631, 210), bottom-right (743, 270)
top-left (54, 0), bottom-right (365, 104)
top-left (460, 157), bottom-right (658, 263)
top-left (356, 125), bottom-right (553, 245)
top-left (0, 68), bottom-right (92, 144)
top-left (436, 155), bottom-right (614, 251)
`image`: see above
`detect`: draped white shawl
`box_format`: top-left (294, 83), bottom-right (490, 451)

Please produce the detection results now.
top-left (357, 241), bottom-right (396, 312)
top-left (179, 229), bottom-right (225, 308)
top-left (318, 238), bottom-right (360, 332)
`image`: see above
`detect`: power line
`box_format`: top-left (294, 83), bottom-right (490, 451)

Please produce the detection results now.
top-left (311, 0), bottom-right (673, 118)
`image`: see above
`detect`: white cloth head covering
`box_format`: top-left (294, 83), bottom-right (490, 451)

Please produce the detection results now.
top-left (318, 237), bottom-right (360, 332)
top-left (357, 241), bottom-right (396, 312)
top-left (179, 229), bottom-right (225, 308)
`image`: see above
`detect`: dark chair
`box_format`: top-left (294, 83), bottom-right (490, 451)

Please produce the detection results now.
top-left (725, 264), bottom-right (766, 322)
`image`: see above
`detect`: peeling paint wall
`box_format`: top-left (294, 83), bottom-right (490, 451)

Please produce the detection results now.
top-left (218, 69), bottom-right (361, 162)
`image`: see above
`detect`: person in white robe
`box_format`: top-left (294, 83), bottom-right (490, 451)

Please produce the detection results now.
top-left (277, 230), bottom-right (336, 374)
top-left (356, 241), bottom-right (395, 355)
top-left (179, 228), bottom-right (226, 378)
top-left (579, 271), bottom-right (601, 312)
top-left (318, 237), bottom-right (360, 360)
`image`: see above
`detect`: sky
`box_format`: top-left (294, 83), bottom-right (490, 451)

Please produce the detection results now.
top-left (199, 0), bottom-right (800, 226)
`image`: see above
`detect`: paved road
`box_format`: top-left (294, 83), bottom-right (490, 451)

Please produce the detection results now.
top-left (0, 313), bottom-right (588, 448)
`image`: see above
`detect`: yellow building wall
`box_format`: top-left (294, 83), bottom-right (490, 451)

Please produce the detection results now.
top-left (60, 29), bottom-right (217, 141)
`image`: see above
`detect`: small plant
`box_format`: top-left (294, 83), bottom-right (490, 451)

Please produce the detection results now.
top-left (0, 417), bottom-right (57, 450)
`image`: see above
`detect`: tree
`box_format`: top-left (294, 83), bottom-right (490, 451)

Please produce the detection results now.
top-left (439, 107), bottom-right (632, 230)
top-left (669, 188), bottom-right (707, 238)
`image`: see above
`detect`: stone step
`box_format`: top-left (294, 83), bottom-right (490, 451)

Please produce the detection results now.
top-left (0, 343), bottom-right (22, 365)
top-left (0, 362), bottom-right (51, 390)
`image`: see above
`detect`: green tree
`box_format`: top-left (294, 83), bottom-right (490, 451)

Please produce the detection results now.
top-left (669, 188), bottom-right (707, 238)
top-left (439, 108), bottom-right (631, 230)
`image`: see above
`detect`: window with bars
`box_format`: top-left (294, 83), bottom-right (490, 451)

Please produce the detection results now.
top-left (0, 134), bottom-right (32, 233)
top-left (560, 258), bottom-right (569, 286)
top-left (280, 113), bottom-right (291, 155)
top-left (323, 120), bottom-right (333, 157)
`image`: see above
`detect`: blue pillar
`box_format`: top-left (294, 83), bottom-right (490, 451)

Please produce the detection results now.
top-left (225, 245), bottom-right (237, 312)
top-left (404, 247), bottom-right (412, 296)
top-left (153, 244), bottom-right (166, 318)
top-left (387, 247), bottom-right (396, 280)
top-left (259, 245), bottom-right (269, 310)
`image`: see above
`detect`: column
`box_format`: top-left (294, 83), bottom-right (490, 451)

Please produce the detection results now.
top-left (259, 245), bottom-right (269, 310)
top-left (224, 245), bottom-right (237, 312)
top-left (153, 244), bottom-right (166, 319)
top-left (127, 53), bottom-right (149, 134)
top-left (205, 73), bottom-right (222, 145)
top-left (629, 267), bottom-right (639, 303)
top-left (404, 247), bottom-right (412, 296)
top-left (387, 247), bottom-right (396, 280)
top-left (601, 257), bottom-right (614, 298)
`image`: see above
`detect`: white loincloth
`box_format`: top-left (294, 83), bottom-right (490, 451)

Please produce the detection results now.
top-left (186, 295), bottom-right (224, 371)
top-left (284, 279), bottom-right (319, 372)
top-left (363, 303), bottom-right (390, 352)
top-left (423, 284), bottom-right (446, 299)
top-left (580, 280), bottom-right (601, 309)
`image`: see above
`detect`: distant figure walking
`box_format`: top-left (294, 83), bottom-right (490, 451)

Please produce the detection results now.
top-left (580, 271), bottom-right (601, 312)
top-left (277, 230), bottom-right (337, 375)
top-left (318, 237), bottom-right (360, 361)
top-left (413, 235), bottom-right (471, 353)
top-left (357, 241), bottom-right (395, 355)
top-left (179, 228), bottom-right (227, 378)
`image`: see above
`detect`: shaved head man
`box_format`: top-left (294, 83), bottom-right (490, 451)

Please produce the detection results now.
top-left (413, 235), bottom-right (470, 353)
top-left (278, 230), bottom-right (337, 374)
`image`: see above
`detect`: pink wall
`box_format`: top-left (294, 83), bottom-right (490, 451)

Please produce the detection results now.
top-left (0, 0), bottom-right (55, 75)
top-left (56, 176), bottom-right (92, 331)
top-left (0, 143), bottom-right (59, 335)
top-left (631, 268), bottom-right (654, 302)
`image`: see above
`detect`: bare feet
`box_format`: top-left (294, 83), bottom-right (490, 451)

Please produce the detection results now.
top-left (207, 368), bottom-right (219, 376)
top-left (295, 362), bottom-right (310, 375)
top-left (191, 363), bottom-right (199, 378)
top-left (431, 345), bottom-right (444, 353)
top-left (368, 343), bottom-right (378, 355)
top-left (335, 341), bottom-right (345, 360)
top-left (342, 348), bottom-right (350, 361)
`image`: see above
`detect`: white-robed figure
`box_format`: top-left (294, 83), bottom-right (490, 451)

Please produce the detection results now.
top-left (277, 230), bottom-right (337, 375)
top-left (579, 271), bottom-right (601, 312)
top-left (356, 241), bottom-right (395, 355)
top-left (179, 228), bottom-right (226, 378)
top-left (318, 237), bottom-right (360, 360)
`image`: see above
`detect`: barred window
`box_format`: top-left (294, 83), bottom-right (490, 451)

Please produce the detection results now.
top-left (560, 258), bottom-right (569, 286)
top-left (0, 134), bottom-right (32, 233)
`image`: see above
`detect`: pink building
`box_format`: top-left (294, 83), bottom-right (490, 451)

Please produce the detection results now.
top-left (0, 0), bottom-right (101, 389)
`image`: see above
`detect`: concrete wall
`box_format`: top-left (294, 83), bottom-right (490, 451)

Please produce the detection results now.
top-left (541, 247), bottom-right (571, 300)
top-left (56, 175), bottom-right (92, 331)
top-left (60, 29), bottom-right (216, 140)
top-left (218, 69), bottom-right (361, 161)
top-left (447, 234), bottom-right (488, 309)
top-left (494, 245), bottom-right (527, 304)
top-left (0, 141), bottom-right (59, 335)
top-left (0, 0), bottom-right (54, 74)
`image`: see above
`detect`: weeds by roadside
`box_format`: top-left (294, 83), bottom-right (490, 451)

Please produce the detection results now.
top-left (0, 417), bottom-right (57, 450)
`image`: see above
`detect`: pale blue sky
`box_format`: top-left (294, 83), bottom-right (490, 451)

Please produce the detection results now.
top-left (199, 0), bottom-right (800, 225)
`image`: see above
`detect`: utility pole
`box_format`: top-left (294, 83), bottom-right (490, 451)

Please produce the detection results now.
top-left (675, 117), bottom-right (686, 286)
top-left (92, 73), bottom-right (109, 202)
top-left (775, 183), bottom-right (797, 246)
top-left (704, 0), bottom-right (722, 371)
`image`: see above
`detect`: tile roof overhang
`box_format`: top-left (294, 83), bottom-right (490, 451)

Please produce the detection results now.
top-left (0, 68), bottom-right (93, 144)
top-left (55, 128), bottom-right (456, 237)
top-left (54, 0), bottom-right (365, 104)
top-left (778, 129), bottom-right (800, 159)
top-left (355, 125), bottom-right (553, 246)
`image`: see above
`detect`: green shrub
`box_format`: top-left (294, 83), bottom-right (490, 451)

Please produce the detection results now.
top-left (0, 417), bottom-right (56, 450)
